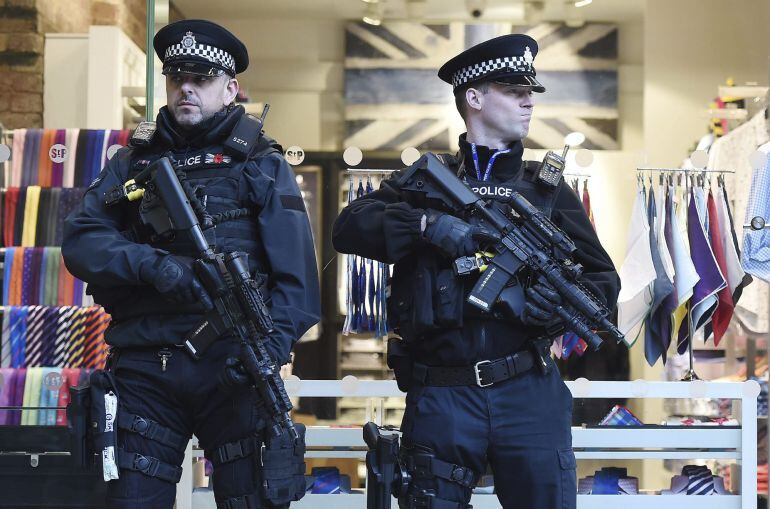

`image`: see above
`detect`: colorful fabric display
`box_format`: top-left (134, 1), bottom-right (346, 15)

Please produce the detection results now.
top-left (0, 188), bottom-right (85, 247)
top-left (9, 368), bottom-right (25, 425)
top-left (620, 173), bottom-right (743, 366)
top-left (21, 366), bottom-right (42, 425)
top-left (7, 128), bottom-right (130, 188)
top-left (342, 175), bottom-right (392, 338)
top-left (578, 467), bottom-right (638, 495)
top-left (0, 367), bottom-right (15, 425)
top-left (617, 184), bottom-right (656, 344)
top-left (0, 306), bottom-right (110, 369)
top-left (0, 367), bottom-right (82, 426)
top-left (660, 465), bottom-right (730, 495)
top-left (2, 248), bottom-right (87, 306)
top-left (599, 405), bottom-right (643, 426)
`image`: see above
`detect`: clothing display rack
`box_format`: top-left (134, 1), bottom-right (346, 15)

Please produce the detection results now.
top-left (634, 166), bottom-right (737, 381)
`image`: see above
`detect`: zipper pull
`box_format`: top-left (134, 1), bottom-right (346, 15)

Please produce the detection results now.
top-left (158, 349), bottom-right (172, 372)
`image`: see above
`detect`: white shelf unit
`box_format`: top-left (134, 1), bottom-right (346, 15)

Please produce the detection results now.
top-left (182, 379), bottom-right (759, 509)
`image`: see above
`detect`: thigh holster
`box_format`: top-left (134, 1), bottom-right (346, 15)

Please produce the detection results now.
top-left (399, 443), bottom-right (477, 509)
top-left (67, 370), bottom-right (186, 484)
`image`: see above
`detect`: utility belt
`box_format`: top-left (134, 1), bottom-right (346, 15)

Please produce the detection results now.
top-left (388, 337), bottom-right (552, 391)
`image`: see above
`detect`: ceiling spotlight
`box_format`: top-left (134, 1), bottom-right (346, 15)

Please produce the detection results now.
top-left (362, 1), bottom-right (384, 25)
top-left (574, 0), bottom-right (592, 7)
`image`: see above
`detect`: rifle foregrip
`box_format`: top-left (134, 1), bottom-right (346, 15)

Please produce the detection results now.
top-left (555, 306), bottom-right (603, 351)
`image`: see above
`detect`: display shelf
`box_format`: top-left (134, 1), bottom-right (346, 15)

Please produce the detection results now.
top-left (181, 379), bottom-right (759, 509)
top-left (192, 491), bottom-right (744, 509)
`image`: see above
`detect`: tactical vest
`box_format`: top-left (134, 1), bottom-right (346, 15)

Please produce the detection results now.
top-left (440, 152), bottom-right (561, 218)
top-left (387, 151), bottom-right (563, 342)
top-left (88, 129), bottom-right (282, 323)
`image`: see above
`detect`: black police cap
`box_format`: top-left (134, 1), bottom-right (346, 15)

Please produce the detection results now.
top-left (438, 34), bottom-right (545, 93)
top-left (153, 19), bottom-right (248, 77)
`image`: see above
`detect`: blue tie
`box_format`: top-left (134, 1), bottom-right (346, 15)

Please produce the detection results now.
top-left (683, 465), bottom-right (715, 495)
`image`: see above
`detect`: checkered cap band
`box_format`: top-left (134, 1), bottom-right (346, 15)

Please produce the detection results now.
top-left (165, 42), bottom-right (236, 73)
top-left (452, 56), bottom-right (533, 88)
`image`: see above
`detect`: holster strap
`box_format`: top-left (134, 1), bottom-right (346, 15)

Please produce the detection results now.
top-left (405, 453), bottom-right (477, 489)
top-left (210, 435), bottom-right (261, 467)
top-left (217, 493), bottom-right (263, 509)
top-left (117, 412), bottom-right (188, 451)
top-left (402, 492), bottom-right (470, 509)
top-left (117, 449), bottom-right (183, 483)
top-left (413, 350), bottom-right (536, 387)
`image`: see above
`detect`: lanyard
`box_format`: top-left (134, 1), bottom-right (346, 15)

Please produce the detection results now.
top-left (470, 143), bottom-right (511, 181)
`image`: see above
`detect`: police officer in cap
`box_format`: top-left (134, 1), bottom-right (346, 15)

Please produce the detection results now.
top-left (63, 19), bottom-right (320, 508)
top-left (333, 34), bottom-right (620, 508)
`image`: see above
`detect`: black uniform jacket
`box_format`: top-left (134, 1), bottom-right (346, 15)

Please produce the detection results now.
top-left (333, 136), bottom-right (620, 366)
top-left (62, 106), bottom-right (320, 364)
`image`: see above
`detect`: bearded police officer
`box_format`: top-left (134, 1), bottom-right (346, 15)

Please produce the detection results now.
top-left (333, 34), bottom-right (620, 509)
top-left (62, 19), bottom-right (320, 509)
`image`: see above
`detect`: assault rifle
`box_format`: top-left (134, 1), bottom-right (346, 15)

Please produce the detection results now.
top-left (396, 153), bottom-right (624, 351)
top-left (106, 157), bottom-right (297, 439)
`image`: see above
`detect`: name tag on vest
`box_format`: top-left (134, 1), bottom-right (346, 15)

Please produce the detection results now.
top-left (169, 151), bottom-right (232, 170)
top-left (471, 184), bottom-right (514, 198)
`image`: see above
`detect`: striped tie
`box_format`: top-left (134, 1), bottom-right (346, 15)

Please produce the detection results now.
top-left (66, 308), bottom-right (87, 368)
top-left (683, 465), bottom-right (716, 495)
top-left (82, 307), bottom-right (110, 369)
top-left (39, 307), bottom-right (58, 367)
top-left (10, 307), bottom-right (28, 368)
top-left (53, 306), bottom-right (76, 367)
top-left (24, 305), bottom-right (46, 367)
top-left (1, 307), bottom-right (11, 368)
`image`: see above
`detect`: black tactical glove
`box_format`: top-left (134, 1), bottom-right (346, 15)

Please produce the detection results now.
top-left (149, 256), bottom-right (213, 310)
top-left (520, 280), bottom-right (562, 327)
top-left (422, 209), bottom-right (499, 258)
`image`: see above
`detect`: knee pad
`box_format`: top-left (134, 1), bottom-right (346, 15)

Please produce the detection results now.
top-left (398, 442), bottom-right (476, 509)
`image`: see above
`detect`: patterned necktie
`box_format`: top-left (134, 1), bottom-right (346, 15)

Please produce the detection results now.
top-left (592, 469), bottom-right (621, 494)
top-left (39, 307), bottom-right (58, 367)
top-left (683, 465), bottom-right (716, 495)
top-left (81, 308), bottom-right (97, 368)
top-left (3, 247), bottom-right (14, 305)
top-left (1, 307), bottom-right (11, 368)
top-left (53, 306), bottom-right (76, 367)
top-left (10, 307), bottom-right (28, 368)
top-left (66, 308), bottom-right (87, 368)
top-left (24, 305), bottom-right (46, 367)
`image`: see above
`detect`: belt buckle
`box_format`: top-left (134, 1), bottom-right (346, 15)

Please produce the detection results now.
top-left (474, 360), bottom-right (493, 387)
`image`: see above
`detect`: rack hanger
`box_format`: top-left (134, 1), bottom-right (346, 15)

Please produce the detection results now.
top-left (636, 167), bottom-right (735, 174)
top-left (345, 169), bottom-right (396, 174)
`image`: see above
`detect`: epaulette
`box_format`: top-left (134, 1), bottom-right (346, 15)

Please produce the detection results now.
top-left (224, 113), bottom-right (262, 160)
top-left (521, 160), bottom-right (541, 182)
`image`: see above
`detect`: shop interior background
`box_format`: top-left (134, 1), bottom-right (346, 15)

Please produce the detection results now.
top-left (2, 0), bottom-right (770, 498)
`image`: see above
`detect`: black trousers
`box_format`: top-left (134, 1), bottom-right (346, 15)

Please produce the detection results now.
top-left (106, 339), bottom-right (265, 508)
top-left (400, 357), bottom-right (576, 509)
